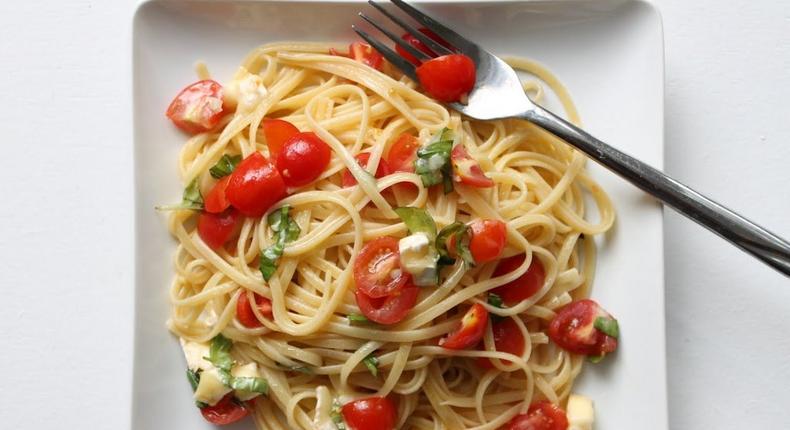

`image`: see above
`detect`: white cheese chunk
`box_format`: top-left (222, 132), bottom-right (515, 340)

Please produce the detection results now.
top-left (224, 67), bottom-right (267, 113)
top-left (194, 367), bottom-right (233, 406)
top-left (399, 233), bottom-right (438, 286)
top-left (313, 386), bottom-right (336, 430)
top-left (231, 362), bottom-right (263, 401)
top-left (567, 394), bottom-right (595, 430)
top-left (179, 339), bottom-right (212, 371)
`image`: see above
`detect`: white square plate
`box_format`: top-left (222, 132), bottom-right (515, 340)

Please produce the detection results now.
top-left (132, 1), bottom-right (666, 428)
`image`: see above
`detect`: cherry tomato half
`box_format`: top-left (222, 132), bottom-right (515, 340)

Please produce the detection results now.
top-left (505, 401), bottom-right (568, 430)
top-left (341, 396), bottom-right (398, 430)
top-left (548, 299), bottom-right (619, 356)
top-left (355, 284), bottom-right (419, 325)
top-left (343, 152), bottom-right (391, 187)
top-left (200, 393), bottom-right (250, 425)
top-left (204, 176), bottom-right (232, 213)
top-left (236, 291), bottom-right (273, 328)
top-left (166, 80), bottom-right (226, 134)
top-left (468, 219), bottom-right (507, 264)
top-left (331, 42), bottom-right (384, 71)
top-left (440, 303), bottom-right (489, 350)
top-left (261, 118), bottom-right (299, 161)
top-left (353, 237), bottom-right (410, 298)
top-left (226, 152), bottom-right (287, 217)
top-left (386, 134), bottom-right (420, 173)
top-left (415, 54), bottom-right (476, 103)
top-left (451, 144), bottom-right (494, 188)
top-left (476, 317), bottom-right (525, 369)
top-left (275, 132), bottom-right (332, 188)
top-left (395, 28), bottom-right (449, 65)
top-left (198, 208), bottom-right (241, 250)
top-left (491, 255), bottom-right (545, 306)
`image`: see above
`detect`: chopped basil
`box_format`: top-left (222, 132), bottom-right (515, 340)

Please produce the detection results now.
top-left (414, 128), bottom-right (454, 193)
top-left (435, 222), bottom-right (475, 268)
top-left (395, 207), bottom-right (437, 239)
top-left (487, 293), bottom-right (504, 308)
top-left (156, 178), bottom-right (204, 211)
top-left (362, 354), bottom-right (379, 377)
top-left (331, 400), bottom-right (347, 430)
top-left (230, 376), bottom-right (269, 395)
top-left (594, 316), bottom-right (620, 338)
top-left (347, 313), bottom-right (370, 325)
top-left (206, 334), bottom-right (234, 372)
top-left (260, 205), bottom-right (301, 281)
top-left (186, 368), bottom-right (208, 408)
top-left (588, 355), bottom-right (605, 364)
top-left (209, 154), bottom-right (242, 179)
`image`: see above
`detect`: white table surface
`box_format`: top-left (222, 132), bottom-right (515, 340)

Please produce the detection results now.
top-left (0, 1), bottom-right (788, 429)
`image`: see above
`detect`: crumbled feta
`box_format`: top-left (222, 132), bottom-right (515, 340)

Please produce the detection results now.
top-left (567, 394), bottom-right (595, 430)
top-left (399, 233), bottom-right (438, 286)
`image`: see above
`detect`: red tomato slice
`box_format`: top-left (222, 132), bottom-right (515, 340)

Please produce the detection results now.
top-left (395, 28), bottom-right (449, 65)
top-left (386, 134), bottom-right (420, 173)
top-left (236, 291), bottom-right (273, 328)
top-left (343, 152), bottom-right (391, 187)
top-left (468, 219), bottom-right (507, 264)
top-left (200, 393), bottom-right (250, 425)
top-left (166, 80), bottom-right (226, 134)
top-left (476, 317), bottom-right (525, 369)
top-left (440, 303), bottom-right (489, 350)
top-left (491, 255), bottom-right (545, 306)
top-left (341, 397), bottom-right (398, 430)
top-left (353, 237), bottom-right (410, 298)
top-left (451, 145), bottom-right (494, 188)
top-left (415, 54), bottom-right (476, 102)
top-left (204, 176), bottom-right (232, 213)
top-left (548, 299), bottom-right (619, 356)
top-left (198, 208), bottom-right (241, 250)
top-left (336, 42), bottom-right (385, 71)
top-left (261, 118), bottom-right (299, 161)
top-left (505, 401), bottom-right (568, 430)
top-left (355, 284), bottom-right (419, 325)
top-left (275, 132), bottom-right (332, 187)
top-left (226, 152), bottom-right (287, 217)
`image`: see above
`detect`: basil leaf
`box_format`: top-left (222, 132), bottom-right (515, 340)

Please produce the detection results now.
top-left (594, 316), bottom-right (620, 338)
top-left (260, 206), bottom-right (301, 281)
top-left (362, 354), bottom-right (379, 377)
top-left (331, 400), bottom-right (347, 430)
top-left (209, 154), bottom-right (242, 179)
top-left (186, 368), bottom-right (201, 391)
top-left (230, 376), bottom-right (269, 395)
top-left (206, 334), bottom-right (234, 372)
top-left (588, 354), bottom-right (605, 364)
top-left (394, 207), bottom-right (437, 239)
top-left (414, 128), bottom-right (454, 189)
top-left (347, 313), bottom-right (370, 325)
top-left (435, 222), bottom-right (475, 268)
top-left (156, 178), bottom-right (204, 211)
top-left (487, 293), bottom-right (504, 308)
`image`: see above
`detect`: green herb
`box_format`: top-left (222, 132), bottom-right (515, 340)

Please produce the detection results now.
top-left (395, 207), bottom-right (437, 239)
top-left (362, 354), bottom-right (379, 377)
top-left (347, 313), bottom-right (370, 325)
top-left (488, 293), bottom-right (504, 308)
top-left (156, 178), bottom-right (204, 211)
top-left (259, 205), bottom-right (301, 281)
top-left (186, 369), bottom-right (208, 408)
top-left (209, 154), bottom-right (242, 179)
top-left (594, 316), bottom-right (620, 338)
top-left (414, 128), bottom-right (454, 193)
top-left (435, 222), bottom-right (475, 268)
top-left (206, 334), bottom-right (234, 373)
top-left (588, 355), bottom-right (605, 364)
top-left (230, 377), bottom-right (269, 395)
top-left (330, 400), bottom-right (347, 430)
top-left (277, 362), bottom-right (315, 375)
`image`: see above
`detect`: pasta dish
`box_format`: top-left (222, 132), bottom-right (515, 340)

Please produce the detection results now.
top-left (160, 38), bottom-right (618, 430)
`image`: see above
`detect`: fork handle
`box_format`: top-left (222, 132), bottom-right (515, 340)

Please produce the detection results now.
top-left (521, 105), bottom-right (790, 277)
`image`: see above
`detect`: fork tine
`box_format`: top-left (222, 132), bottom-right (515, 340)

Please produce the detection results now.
top-left (367, 1), bottom-right (454, 56)
top-left (359, 12), bottom-right (430, 62)
top-left (351, 25), bottom-right (418, 81)
top-left (388, 0), bottom-right (477, 55)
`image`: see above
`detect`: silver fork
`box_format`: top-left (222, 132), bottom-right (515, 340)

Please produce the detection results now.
top-left (354, 0), bottom-right (790, 277)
